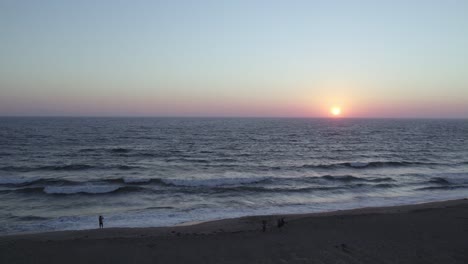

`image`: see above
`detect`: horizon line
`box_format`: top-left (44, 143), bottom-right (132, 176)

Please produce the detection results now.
top-left (0, 115), bottom-right (467, 120)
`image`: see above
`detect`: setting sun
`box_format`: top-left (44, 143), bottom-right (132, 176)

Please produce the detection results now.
top-left (331, 107), bottom-right (342, 116)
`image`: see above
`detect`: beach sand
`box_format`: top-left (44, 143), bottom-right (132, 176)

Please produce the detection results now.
top-left (1, 199), bottom-right (468, 264)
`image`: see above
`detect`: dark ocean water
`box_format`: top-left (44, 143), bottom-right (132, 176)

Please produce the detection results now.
top-left (1, 117), bottom-right (467, 234)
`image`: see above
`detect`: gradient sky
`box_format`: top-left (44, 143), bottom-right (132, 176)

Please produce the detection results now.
top-left (1, 0), bottom-right (467, 118)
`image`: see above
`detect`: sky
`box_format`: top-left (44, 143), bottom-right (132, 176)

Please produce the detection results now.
top-left (1, 0), bottom-right (467, 118)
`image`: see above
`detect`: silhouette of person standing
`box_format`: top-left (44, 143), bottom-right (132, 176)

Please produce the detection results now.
top-left (277, 217), bottom-right (285, 230)
top-left (99, 215), bottom-right (104, 229)
top-left (262, 220), bottom-right (267, 232)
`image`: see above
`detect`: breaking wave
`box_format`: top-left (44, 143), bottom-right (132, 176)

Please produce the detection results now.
top-left (0, 174), bottom-right (400, 196)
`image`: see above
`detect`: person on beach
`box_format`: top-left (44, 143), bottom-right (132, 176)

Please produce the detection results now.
top-left (262, 220), bottom-right (267, 232)
top-left (277, 217), bottom-right (285, 230)
top-left (99, 215), bottom-right (104, 229)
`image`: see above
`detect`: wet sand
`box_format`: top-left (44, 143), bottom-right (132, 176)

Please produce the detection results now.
top-left (1, 198), bottom-right (468, 264)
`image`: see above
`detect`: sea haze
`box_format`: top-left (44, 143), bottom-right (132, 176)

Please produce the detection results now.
top-left (0, 117), bottom-right (467, 234)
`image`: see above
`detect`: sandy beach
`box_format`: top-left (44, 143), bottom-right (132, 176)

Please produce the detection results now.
top-left (1, 198), bottom-right (468, 264)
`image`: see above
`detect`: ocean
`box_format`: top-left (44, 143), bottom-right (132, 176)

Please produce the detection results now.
top-left (1, 117), bottom-right (467, 235)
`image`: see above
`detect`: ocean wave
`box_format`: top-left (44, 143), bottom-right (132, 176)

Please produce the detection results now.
top-left (1, 187), bottom-right (44, 194)
top-left (65, 159), bottom-right (457, 171)
top-left (130, 152), bottom-right (168, 158)
top-left (78, 147), bottom-right (132, 153)
top-left (211, 158), bottom-right (238, 162)
top-left (43, 185), bottom-right (144, 195)
top-left (0, 164), bottom-right (140, 172)
top-left (342, 161), bottom-right (437, 168)
top-left (44, 185), bottom-right (120, 194)
top-left (0, 164), bottom-right (94, 172)
top-left (0, 171), bottom-right (401, 197)
top-left (47, 164), bottom-right (95, 171)
top-left (438, 172), bottom-right (468, 178)
top-left (122, 177), bottom-right (152, 183)
top-left (302, 161), bottom-right (441, 169)
top-left (78, 148), bottom-right (97, 152)
top-left (109, 148), bottom-right (131, 153)
top-left (1, 184), bottom-right (147, 195)
top-left (161, 177), bottom-right (270, 187)
top-left (128, 206), bottom-right (175, 212)
top-left (157, 175), bottom-right (395, 188)
top-left (0, 177), bottom-right (41, 186)
top-left (321, 175), bottom-right (394, 182)
top-left (428, 177), bottom-right (450, 184)
top-left (117, 165), bottom-right (140, 170)
top-left (1, 182), bottom-right (349, 195)
top-left (0, 174), bottom-right (395, 189)
top-left (166, 158), bottom-right (210, 163)
top-left (0, 177), bottom-right (86, 187)
top-left (416, 185), bottom-right (468, 191)
top-left (16, 215), bottom-right (50, 221)
top-left (373, 183), bottom-right (398, 188)
top-left (0, 177), bottom-right (158, 188)
top-left (211, 185), bottom-right (347, 193)
top-left (347, 162), bottom-right (369, 168)
top-left (197, 182), bottom-right (398, 194)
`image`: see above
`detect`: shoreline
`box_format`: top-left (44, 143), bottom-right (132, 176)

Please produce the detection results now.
top-left (2, 198), bottom-right (468, 263)
top-left (1, 197), bottom-right (467, 239)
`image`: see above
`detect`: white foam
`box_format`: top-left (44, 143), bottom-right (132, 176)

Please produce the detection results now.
top-left (44, 185), bottom-right (120, 194)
